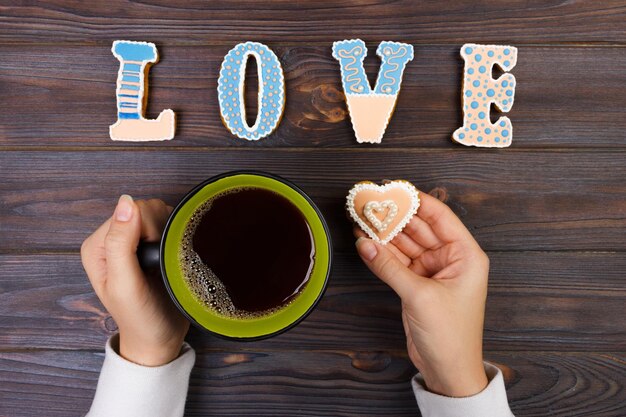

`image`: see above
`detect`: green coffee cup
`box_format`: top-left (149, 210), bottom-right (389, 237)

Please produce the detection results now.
top-left (138, 171), bottom-right (332, 340)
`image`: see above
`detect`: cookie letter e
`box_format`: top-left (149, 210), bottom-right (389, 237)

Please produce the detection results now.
top-left (453, 44), bottom-right (517, 148)
top-left (109, 41), bottom-right (175, 141)
top-left (217, 42), bottom-right (286, 141)
top-left (332, 40), bottom-right (414, 144)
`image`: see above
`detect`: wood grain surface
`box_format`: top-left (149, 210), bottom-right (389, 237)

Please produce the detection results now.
top-left (1, 1), bottom-right (626, 44)
top-left (0, 349), bottom-right (624, 416)
top-left (1, 252), bottom-right (625, 353)
top-left (0, 1), bottom-right (625, 416)
top-left (1, 150), bottom-right (624, 251)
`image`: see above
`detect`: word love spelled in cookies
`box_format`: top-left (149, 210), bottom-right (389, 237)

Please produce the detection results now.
top-left (108, 40), bottom-right (517, 145)
top-left (346, 181), bottom-right (420, 245)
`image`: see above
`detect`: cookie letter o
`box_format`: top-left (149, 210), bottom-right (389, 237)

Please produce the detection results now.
top-left (217, 42), bottom-right (286, 141)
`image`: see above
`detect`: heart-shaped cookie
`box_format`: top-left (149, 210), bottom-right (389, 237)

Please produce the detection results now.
top-left (346, 180), bottom-right (420, 244)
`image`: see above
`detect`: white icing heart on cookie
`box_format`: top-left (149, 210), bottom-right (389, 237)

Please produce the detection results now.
top-left (364, 200), bottom-right (398, 232)
top-left (346, 180), bottom-right (420, 244)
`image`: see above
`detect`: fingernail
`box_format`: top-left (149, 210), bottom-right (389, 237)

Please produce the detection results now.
top-left (356, 237), bottom-right (377, 262)
top-left (115, 194), bottom-right (133, 222)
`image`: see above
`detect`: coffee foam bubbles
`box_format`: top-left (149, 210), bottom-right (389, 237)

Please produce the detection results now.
top-left (179, 188), bottom-right (295, 320)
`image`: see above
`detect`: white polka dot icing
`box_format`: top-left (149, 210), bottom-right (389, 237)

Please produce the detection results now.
top-left (217, 41), bottom-right (285, 141)
top-left (332, 39), bottom-right (414, 144)
top-left (453, 44), bottom-right (518, 148)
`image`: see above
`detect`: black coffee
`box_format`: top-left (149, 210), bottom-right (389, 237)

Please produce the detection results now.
top-left (180, 187), bottom-right (315, 318)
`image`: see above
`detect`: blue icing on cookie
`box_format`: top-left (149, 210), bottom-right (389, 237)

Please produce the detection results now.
top-left (111, 41), bottom-right (157, 120)
top-left (217, 42), bottom-right (285, 141)
top-left (332, 39), bottom-right (369, 94)
top-left (332, 39), bottom-right (413, 95)
top-left (374, 41), bottom-right (414, 94)
top-left (113, 41), bottom-right (157, 62)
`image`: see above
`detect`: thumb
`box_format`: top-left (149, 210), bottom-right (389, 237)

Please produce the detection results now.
top-left (356, 237), bottom-right (428, 300)
top-left (104, 194), bottom-right (143, 280)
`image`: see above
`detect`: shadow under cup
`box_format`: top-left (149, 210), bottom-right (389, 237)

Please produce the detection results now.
top-left (160, 171), bottom-right (332, 341)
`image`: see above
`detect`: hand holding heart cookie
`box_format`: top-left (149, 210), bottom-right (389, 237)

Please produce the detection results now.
top-left (346, 180), bottom-right (420, 244)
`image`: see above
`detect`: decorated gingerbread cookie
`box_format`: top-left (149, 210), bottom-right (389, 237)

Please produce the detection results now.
top-left (346, 180), bottom-right (420, 244)
top-left (109, 40), bottom-right (175, 141)
top-left (217, 42), bottom-right (285, 141)
top-left (332, 39), bottom-right (414, 144)
top-left (453, 44), bottom-right (518, 148)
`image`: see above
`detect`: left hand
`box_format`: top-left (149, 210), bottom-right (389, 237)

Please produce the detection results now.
top-left (81, 195), bottom-right (190, 366)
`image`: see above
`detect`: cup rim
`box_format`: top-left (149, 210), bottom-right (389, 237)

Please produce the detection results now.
top-left (160, 170), bottom-right (333, 341)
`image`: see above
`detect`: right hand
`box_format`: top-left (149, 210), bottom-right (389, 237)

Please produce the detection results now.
top-left (354, 191), bottom-right (490, 397)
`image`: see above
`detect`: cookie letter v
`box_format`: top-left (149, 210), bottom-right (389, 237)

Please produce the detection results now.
top-left (332, 39), bottom-right (413, 144)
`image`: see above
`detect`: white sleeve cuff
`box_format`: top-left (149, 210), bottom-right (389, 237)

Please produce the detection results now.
top-left (86, 334), bottom-right (196, 417)
top-left (412, 362), bottom-right (514, 417)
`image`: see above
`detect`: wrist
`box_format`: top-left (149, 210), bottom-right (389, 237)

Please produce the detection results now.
top-left (420, 361), bottom-right (488, 397)
top-left (119, 333), bottom-right (183, 367)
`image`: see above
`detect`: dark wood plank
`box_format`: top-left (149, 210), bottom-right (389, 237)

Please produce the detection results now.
top-left (1, 45), bottom-right (625, 148)
top-left (1, 1), bottom-right (625, 44)
top-left (0, 150), bottom-right (624, 252)
top-left (1, 252), bottom-right (624, 352)
top-left (0, 349), bottom-right (624, 416)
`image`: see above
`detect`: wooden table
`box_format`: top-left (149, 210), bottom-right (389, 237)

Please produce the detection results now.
top-left (1, 2), bottom-right (625, 416)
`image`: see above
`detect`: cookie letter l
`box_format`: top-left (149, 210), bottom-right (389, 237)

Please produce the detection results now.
top-left (453, 44), bottom-right (517, 148)
top-left (109, 40), bottom-right (175, 141)
top-left (332, 39), bottom-right (414, 144)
